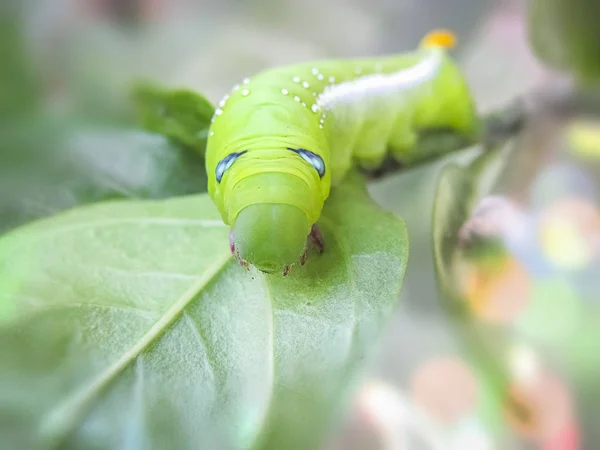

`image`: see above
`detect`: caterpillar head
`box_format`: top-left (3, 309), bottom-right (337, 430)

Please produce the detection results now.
top-left (232, 202), bottom-right (310, 274)
top-left (214, 147), bottom-right (328, 274)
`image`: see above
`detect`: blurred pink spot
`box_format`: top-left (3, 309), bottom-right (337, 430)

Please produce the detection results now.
top-left (542, 421), bottom-right (580, 450)
top-left (410, 356), bottom-right (479, 425)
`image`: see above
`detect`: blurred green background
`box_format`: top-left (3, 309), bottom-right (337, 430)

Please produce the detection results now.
top-left (15, 0), bottom-right (547, 115)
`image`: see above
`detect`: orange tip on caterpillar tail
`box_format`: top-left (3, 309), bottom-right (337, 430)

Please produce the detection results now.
top-left (420, 29), bottom-right (457, 49)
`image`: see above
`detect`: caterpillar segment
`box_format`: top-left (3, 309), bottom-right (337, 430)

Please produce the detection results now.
top-left (206, 30), bottom-right (478, 275)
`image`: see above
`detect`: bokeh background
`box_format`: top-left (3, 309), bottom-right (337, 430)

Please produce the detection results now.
top-left (16, 0), bottom-right (548, 117)
top-left (6, 0), bottom-right (597, 449)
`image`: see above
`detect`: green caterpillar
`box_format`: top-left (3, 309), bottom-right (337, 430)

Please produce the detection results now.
top-left (206, 30), bottom-right (479, 275)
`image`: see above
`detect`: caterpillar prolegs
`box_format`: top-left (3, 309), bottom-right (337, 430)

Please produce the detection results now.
top-left (206, 30), bottom-right (479, 275)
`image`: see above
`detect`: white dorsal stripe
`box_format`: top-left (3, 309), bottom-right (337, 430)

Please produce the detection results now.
top-left (316, 51), bottom-right (441, 108)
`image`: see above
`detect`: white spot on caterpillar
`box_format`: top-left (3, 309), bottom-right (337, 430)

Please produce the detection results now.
top-left (215, 108), bottom-right (223, 115)
top-left (311, 104), bottom-right (319, 113)
top-left (293, 76), bottom-right (300, 83)
top-left (281, 88), bottom-right (289, 95)
top-left (209, 131), bottom-right (214, 136)
top-left (232, 84), bottom-right (240, 91)
top-left (319, 124), bottom-right (323, 129)
top-left (243, 77), bottom-right (250, 84)
top-left (302, 102), bottom-right (307, 107)
top-left (294, 96), bottom-right (300, 102)
top-left (218, 95), bottom-right (229, 107)
top-left (242, 89), bottom-right (250, 96)
top-left (317, 74), bottom-right (324, 80)
top-left (302, 81), bottom-right (309, 88)
top-left (329, 76), bottom-right (335, 83)
top-left (312, 68), bottom-right (319, 75)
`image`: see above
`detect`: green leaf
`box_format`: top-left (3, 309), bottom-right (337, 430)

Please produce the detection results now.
top-left (0, 172), bottom-right (408, 450)
top-left (429, 146), bottom-right (516, 438)
top-left (431, 144), bottom-right (510, 303)
top-left (131, 81), bottom-right (215, 156)
top-left (0, 119), bottom-right (207, 234)
top-left (431, 163), bottom-right (479, 301)
top-left (526, 0), bottom-right (600, 83)
top-left (0, 4), bottom-right (42, 119)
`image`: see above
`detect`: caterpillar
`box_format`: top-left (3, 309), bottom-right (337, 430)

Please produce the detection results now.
top-left (206, 30), bottom-right (479, 275)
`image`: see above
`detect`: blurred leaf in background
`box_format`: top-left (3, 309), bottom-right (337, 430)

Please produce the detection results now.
top-left (0, 172), bottom-right (408, 450)
top-left (0, 2), bottom-right (42, 120)
top-left (0, 3), bottom-right (211, 234)
top-left (131, 81), bottom-right (215, 156)
top-left (527, 0), bottom-right (600, 83)
top-left (0, 119), bottom-right (208, 234)
top-left (426, 102), bottom-right (600, 448)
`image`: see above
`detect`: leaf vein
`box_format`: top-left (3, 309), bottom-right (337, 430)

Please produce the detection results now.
top-left (99, 268), bottom-right (202, 281)
top-left (38, 251), bottom-right (232, 446)
top-left (318, 217), bottom-right (360, 336)
top-left (182, 310), bottom-right (217, 384)
top-left (10, 301), bottom-right (158, 321)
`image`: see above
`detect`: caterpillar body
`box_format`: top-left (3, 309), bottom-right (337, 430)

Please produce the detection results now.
top-left (206, 30), bottom-right (479, 275)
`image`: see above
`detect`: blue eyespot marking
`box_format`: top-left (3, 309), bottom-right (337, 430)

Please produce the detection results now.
top-left (216, 150), bottom-right (248, 183)
top-left (287, 148), bottom-right (326, 178)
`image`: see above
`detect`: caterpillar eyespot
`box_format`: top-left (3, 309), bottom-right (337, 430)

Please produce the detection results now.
top-left (287, 148), bottom-right (326, 178)
top-left (215, 150), bottom-right (247, 183)
top-left (206, 29), bottom-right (479, 275)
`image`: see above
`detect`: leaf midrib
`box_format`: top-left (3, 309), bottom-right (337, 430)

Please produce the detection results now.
top-left (319, 217), bottom-right (360, 333)
top-left (249, 217), bottom-right (360, 450)
top-left (39, 251), bottom-right (232, 448)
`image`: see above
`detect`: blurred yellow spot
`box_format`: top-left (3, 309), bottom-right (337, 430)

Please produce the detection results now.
top-left (566, 120), bottom-right (600, 158)
top-left (420, 29), bottom-right (457, 49)
top-left (460, 256), bottom-right (531, 324)
top-left (540, 218), bottom-right (589, 269)
top-left (538, 197), bottom-right (600, 270)
top-left (410, 356), bottom-right (478, 425)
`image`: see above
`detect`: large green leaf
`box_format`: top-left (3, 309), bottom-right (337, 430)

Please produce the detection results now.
top-left (0, 119), bottom-right (207, 234)
top-left (0, 172), bottom-right (408, 450)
